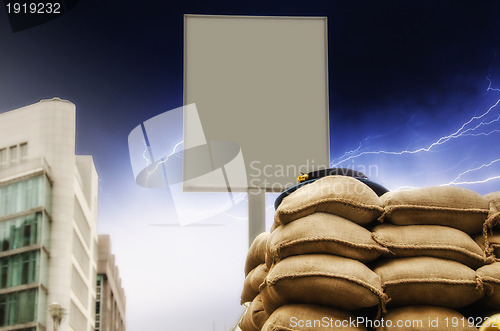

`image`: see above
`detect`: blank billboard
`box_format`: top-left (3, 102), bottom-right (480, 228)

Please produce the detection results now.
top-left (184, 15), bottom-right (330, 192)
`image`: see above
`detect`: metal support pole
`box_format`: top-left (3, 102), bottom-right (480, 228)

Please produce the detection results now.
top-left (248, 187), bottom-right (266, 247)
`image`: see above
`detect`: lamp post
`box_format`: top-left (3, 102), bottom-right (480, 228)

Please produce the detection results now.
top-left (48, 302), bottom-right (65, 331)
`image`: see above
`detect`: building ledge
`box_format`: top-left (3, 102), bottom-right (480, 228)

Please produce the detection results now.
top-left (0, 157), bottom-right (52, 184)
top-left (0, 243), bottom-right (47, 259)
top-left (0, 282), bottom-right (46, 296)
top-left (0, 321), bottom-right (45, 331)
top-left (0, 206), bottom-right (50, 223)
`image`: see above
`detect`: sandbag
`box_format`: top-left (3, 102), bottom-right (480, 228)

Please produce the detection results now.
top-left (485, 191), bottom-right (500, 229)
top-left (245, 232), bottom-right (269, 276)
top-left (261, 304), bottom-right (368, 331)
top-left (241, 263), bottom-right (268, 304)
top-left (260, 254), bottom-right (386, 314)
top-left (474, 233), bottom-right (500, 259)
top-left (267, 213), bottom-right (389, 267)
top-left (476, 262), bottom-right (500, 310)
top-left (239, 294), bottom-right (269, 331)
top-left (374, 256), bottom-right (483, 308)
top-left (376, 306), bottom-right (478, 330)
top-left (371, 224), bottom-right (489, 268)
top-left (275, 176), bottom-right (384, 227)
top-left (484, 192), bottom-right (500, 258)
top-left (380, 186), bottom-right (489, 235)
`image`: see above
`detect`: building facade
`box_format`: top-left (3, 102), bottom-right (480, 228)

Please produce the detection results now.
top-left (0, 98), bottom-right (99, 331)
top-left (95, 235), bottom-right (126, 331)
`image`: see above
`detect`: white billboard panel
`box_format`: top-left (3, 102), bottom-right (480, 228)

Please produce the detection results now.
top-left (184, 15), bottom-right (330, 192)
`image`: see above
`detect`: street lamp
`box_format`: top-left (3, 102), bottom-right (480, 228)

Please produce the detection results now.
top-left (48, 302), bottom-right (65, 331)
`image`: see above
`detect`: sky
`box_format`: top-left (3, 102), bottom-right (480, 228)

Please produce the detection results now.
top-left (1, 1), bottom-right (500, 330)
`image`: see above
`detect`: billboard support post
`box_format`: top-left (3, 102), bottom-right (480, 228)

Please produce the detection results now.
top-left (248, 188), bottom-right (266, 247)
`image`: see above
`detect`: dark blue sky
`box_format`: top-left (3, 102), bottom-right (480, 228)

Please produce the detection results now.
top-left (2, 1), bottom-right (500, 175)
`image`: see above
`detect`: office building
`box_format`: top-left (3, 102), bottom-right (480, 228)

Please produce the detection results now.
top-left (0, 98), bottom-right (98, 331)
top-left (95, 235), bottom-right (126, 331)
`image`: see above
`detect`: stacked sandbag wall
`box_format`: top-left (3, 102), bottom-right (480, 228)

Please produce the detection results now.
top-left (374, 186), bottom-right (492, 330)
top-left (240, 232), bottom-right (270, 331)
top-left (239, 176), bottom-right (499, 331)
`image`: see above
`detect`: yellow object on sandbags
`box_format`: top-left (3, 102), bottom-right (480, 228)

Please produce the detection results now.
top-left (479, 313), bottom-right (500, 331)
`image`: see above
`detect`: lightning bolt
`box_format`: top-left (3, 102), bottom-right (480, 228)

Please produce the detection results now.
top-left (142, 138), bottom-right (251, 224)
top-left (332, 97), bottom-right (500, 167)
top-left (441, 158), bottom-right (500, 186)
top-left (442, 175), bottom-right (500, 186)
top-left (334, 134), bottom-right (387, 162)
top-left (146, 140), bottom-right (184, 176)
top-left (461, 129), bottom-right (500, 138)
top-left (142, 141), bottom-right (151, 166)
top-left (459, 114), bottom-right (500, 136)
top-left (487, 76), bottom-right (500, 93)
top-left (332, 76), bottom-right (500, 191)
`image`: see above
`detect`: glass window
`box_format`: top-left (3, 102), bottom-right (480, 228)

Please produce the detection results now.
top-left (23, 222), bottom-right (32, 247)
top-left (0, 264), bottom-right (7, 288)
top-left (97, 274), bottom-right (102, 287)
top-left (0, 212), bottom-right (44, 252)
top-left (38, 250), bottom-right (49, 288)
top-left (0, 288), bottom-right (38, 327)
top-left (0, 175), bottom-right (51, 218)
top-left (0, 299), bottom-right (4, 327)
top-left (0, 250), bottom-right (40, 289)
top-left (36, 287), bottom-right (46, 325)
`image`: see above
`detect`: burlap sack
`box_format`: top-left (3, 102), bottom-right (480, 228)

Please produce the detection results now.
top-left (476, 262), bottom-right (500, 310)
top-left (245, 232), bottom-right (269, 276)
top-left (267, 213), bottom-right (389, 267)
top-left (239, 294), bottom-right (270, 331)
top-left (260, 254), bottom-right (386, 314)
top-left (241, 263), bottom-right (269, 304)
top-left (274, 176), bottom-right (384, 227)
top-left (474, 233), bottom-right (500, 260)
top-left (374, 256), bottom-right (483, 308)
top-left (485, 191), bottom-right (500, 229)
top-left (371, 224), bottom-right (489, 268)
top-left (379, 186), bottom-right (489, 235)
top-left (375, 306), bottom-right (478, 330)
top-left (483, 192), bottom-right (500, 260)
top-left (261, 304), bottom-right (368, 331)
